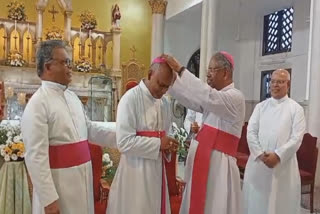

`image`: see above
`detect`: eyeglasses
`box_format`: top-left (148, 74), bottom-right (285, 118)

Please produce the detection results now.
top-left (270, 80), bottom-right (287, 85)
top-left (207, 67), bottom-right (224, 73)
top-left (48, 58), bottom-right (73, 68)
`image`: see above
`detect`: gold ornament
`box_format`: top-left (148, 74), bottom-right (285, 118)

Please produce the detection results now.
top-left (149, 0), bottom-right (167, 15)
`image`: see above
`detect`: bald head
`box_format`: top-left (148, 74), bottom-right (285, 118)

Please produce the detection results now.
top-left (272, 69), bottom-right (290, 81)
top-left (145, 62), bottom-right (174, 99)
top-left (271, 69), bottom-right (290, 99)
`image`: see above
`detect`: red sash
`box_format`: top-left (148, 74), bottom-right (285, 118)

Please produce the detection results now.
top-left (49, 140), bottom-right (91, 169)
top-left (136, 131), bottom-right (167, 214)
top-left (189, 124), bottom-right (239, 214)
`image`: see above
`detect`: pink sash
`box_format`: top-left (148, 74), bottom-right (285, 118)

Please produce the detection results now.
top-left (49, 140), bottom-right (91, 169)
top-left (136, 131), bottom-right (167, 214)
top-left (189, 124), bottom-right (239, 214)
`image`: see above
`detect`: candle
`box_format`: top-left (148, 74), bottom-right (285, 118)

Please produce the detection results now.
top-left (89, 30), bottom-right (91, 38)
top-left (80, 27), bottom-right (81, 34)
top-left (14, 20), bottom-right (17, 31)
top-left (27, 23), bottom-right (29, 33)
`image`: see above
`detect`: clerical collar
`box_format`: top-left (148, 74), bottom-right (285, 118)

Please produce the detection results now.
top-left (139, 79), bottom-right (157, 100)
top-left (221, 82), bottom-right (234, 91)
top-left (42, 81), bottom-right (68, 91)
top-left (271, 95), bottom-right (288, 104)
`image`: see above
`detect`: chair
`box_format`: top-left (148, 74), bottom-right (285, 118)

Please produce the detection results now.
top-left (121, 57), bottom-right (146, 96)
top-left (88, 143), bottom-right (109, 214)
top-left (297, 133), bottom-right (318, 213)
top-left (236, 122), bottom-right (249, 179)
top-left (165, 152), bottom-right (186, 214)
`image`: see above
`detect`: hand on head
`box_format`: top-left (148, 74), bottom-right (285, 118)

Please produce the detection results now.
top-left (161, 54), bottom-right (183, 72)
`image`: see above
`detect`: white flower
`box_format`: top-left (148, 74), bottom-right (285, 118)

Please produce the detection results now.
top-left (0, 148), bottom-right (6, 156)
top-left (6, 138), bottom-right (12, 144)
top-left (107, 160), bottom-right (113, 168)
top-left (11, 154), bottom-right (18, 161)
top-left (13, 135), bottom-right (22, 143)
top-left (4, 155), bottom-right (10, 162)
top-left (103, 153), bottom-right (110, 163)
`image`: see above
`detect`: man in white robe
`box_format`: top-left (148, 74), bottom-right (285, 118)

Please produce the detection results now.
top-left (242, 69), bottom-right (306, 214)
top-left (21, 40), bottom-right (116, 214)
top-left (107, 57), bottom-right (179, 214)
top-left (164, 52), bottom-right (245, 214)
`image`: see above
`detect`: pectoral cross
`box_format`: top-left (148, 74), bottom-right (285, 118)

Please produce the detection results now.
top-left (48, 5), bottom-right (59, 22)
top-left (130, 45), bottom-right (137, 58)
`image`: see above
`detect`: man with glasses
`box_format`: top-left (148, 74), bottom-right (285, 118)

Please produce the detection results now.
top-left (163, 51), bottom-right (245, 214)
top-left (242, 69), bottom-right (305, 214)
top-left (21, 40), bottom-right (116, 214)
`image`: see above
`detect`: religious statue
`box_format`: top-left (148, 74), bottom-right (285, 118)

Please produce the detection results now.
top-left (111, 4), bottom-right (121, 29)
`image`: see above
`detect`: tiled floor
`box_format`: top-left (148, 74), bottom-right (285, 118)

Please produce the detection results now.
top-left (177, 162), bottom-right (318, 214)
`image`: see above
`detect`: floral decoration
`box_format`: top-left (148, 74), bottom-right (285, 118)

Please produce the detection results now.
top-left (7, 50), bottom-right (25, 67)
top-left (79, 10), bottom-right (97, 30)
top-left (76, 57), bottom-right (92, 72)
top-left (0, 123), bottom-right (24, 162)
top-left (45, 26), bottom-right (63, 40)
top-left (101, 152), bottom-right (117, 184)
top-left (7, 1), bottom-right (27, 21)
top-left (171, 122), bottom-right (189, 160)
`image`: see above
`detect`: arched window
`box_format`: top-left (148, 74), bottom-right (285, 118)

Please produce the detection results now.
top-left (187, 49), bottom-right (200, 78)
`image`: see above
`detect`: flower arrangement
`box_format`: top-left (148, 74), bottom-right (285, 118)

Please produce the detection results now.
top-left (7, 50), bottom-right (25, 67)
top-left (45, 26), bottom-right (63, 40)
top-left (0, 123), bottom-right (24, 162)
top-left (171, 122), bottom-right (189, 160)
top-left (7, 1), bottom-right (27, 21)
top-left (76, 57), bottom-right (92, 72)
top-left (79, 10), bottom-right (97, 30)
top-left (101, 152), bottom-right (117, 184)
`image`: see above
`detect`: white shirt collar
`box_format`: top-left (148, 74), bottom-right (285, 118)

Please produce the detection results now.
top-left (221, 82), bottom-right (234, 91)
top-left (271, 95), bottom-right (288, 104)
top-left (139, 79), bottom-right (157, 100)
top-left (42, 81), bottom-right (68, 91)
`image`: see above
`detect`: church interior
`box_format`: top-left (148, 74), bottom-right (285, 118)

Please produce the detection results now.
top-left (0, 0), bottom-right (319, 213)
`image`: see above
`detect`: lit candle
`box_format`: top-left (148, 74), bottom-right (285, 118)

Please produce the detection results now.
top-left (14, 20), bottom-right (17, 32)
top-left (89, 30), bottom-right (91, 38)
top-left (27, 23), bottom-right (29, 33)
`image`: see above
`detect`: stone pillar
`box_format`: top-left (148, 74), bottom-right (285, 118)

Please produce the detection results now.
top-left (149, 0), bottom-right (167, 62)
top-left (36, 8), bottom-right (44, 42)
top-left (307, 0), bottom-right (320, 187)
top-left (111, 28), bottom-right (121, 72)
top-left (199, 0), bottom-right (219, 81)
top-left (110, 28), bottom-right (122, 102)
top-left (64, 10), bottom-right (73, 43)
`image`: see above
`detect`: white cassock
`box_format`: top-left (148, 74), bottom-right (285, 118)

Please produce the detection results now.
top-left (21, 81), bottom-right (116, 214)
top-left (183, 109), bottom-right (203, 135)
top-left (107, 80), bottom-right (172, 214)
top-left (169, 69), bottom-right (245, 214)
top-left (242, 95), bottom-right (305, 214)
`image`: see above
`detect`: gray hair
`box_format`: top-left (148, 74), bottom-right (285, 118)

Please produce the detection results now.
top-left (148, 63), bottom-right (161, 74)
top-left (36, 40), bottom-right (66, 77)
top-left (213, 52), bottom-right (233, 72)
